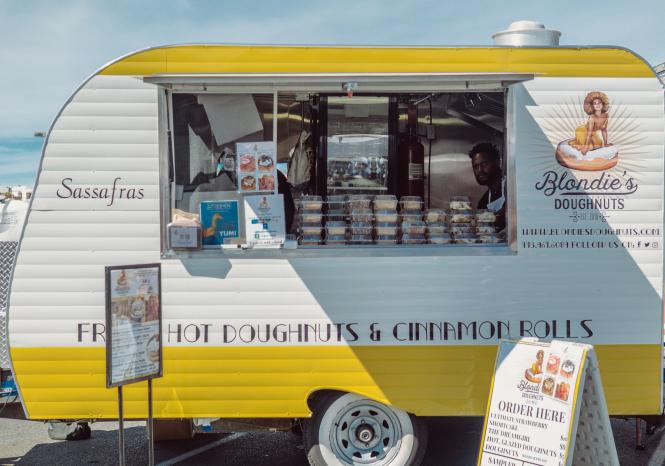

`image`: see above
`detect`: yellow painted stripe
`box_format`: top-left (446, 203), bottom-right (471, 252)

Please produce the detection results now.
top-left (98, 46), bottom-right (656, 78)
top-left (10, 344), bottom-right (661, 420)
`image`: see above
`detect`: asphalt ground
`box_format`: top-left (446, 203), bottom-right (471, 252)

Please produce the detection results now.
top-left (1, 416), bottom-right (664, 465)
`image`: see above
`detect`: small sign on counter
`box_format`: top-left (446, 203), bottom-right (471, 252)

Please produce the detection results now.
top-left (199, 200), bottom-right (239, 247)
top-left (244, 194), bottom-right (286, 248)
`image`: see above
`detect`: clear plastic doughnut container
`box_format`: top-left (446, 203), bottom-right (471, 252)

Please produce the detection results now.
top-left (450, 223), bottom-right (474, 235)
top-left (325, 221), bottom-right (347, 236)
top-left (401, 234), bottom-right (427, 244)
top-left (449, 196), bottom-right (472, 210)
top-left (347, 195), bottom-right (372, 211)
top-left (325, 234), bottom-right (347, 245)
top-left (475, 209), bottom-right (496, 223)
top-left (300, 234), bottom-right (322, 245)
top-left (454, 233), bottom-right (477, 244)
top-left (374, 211), bottom-right (399, 223)
top-left (299, 212), bottom-right (323, 224)
top-left (424, 209), bottom-right (448, 223)
top-left (399, 196), bottom-right (423, 212)
top-left (299, 195), bottom-right (323, 211)
top-left (348, 234), bottom-right (373, 245)
top-left (349, 210), bottom-right (374, 222)
top-left (475, 223), bottom-right (496, 235)
top-left (326, 194), bottom-right (347, 211)
top-left (373, 195), bottom-right (398, 211)
top-left (349, 222), bottom-right (373, 235)
top-left (401, 221), bottom-right (427, 235)
top-left (427, 223), bottom-right (449, 235)
top-left (375, 223), bottom-right (400, 236)
top-left (428, 233), bottom-right (453, 244)
top-left (450, 210), bottom-right (473, 223)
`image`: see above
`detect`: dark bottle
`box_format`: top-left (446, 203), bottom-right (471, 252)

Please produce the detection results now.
top-left (398, 105), bottom-right (424, 198)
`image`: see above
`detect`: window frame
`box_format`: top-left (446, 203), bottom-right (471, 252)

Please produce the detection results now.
top-left (156, 77), bottom-right (522, 258)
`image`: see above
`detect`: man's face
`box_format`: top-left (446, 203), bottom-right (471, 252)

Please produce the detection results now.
top-left (471, 152), bottom-right (500, 186)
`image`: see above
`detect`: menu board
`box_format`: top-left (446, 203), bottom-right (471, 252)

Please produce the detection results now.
top-left (200, 200), bottom-right (239, 247)
top-left (478, 340), bottom-right (588, 466)
top-left (236, 141), bottom-right (277, 193)
top-left (244, 194), bottom-right (286, 248)
top-left (105, 264), bottom-right (162, 387)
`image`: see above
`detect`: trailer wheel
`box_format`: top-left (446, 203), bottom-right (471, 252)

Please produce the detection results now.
top-left (304, 393), bottom-right (427, 466)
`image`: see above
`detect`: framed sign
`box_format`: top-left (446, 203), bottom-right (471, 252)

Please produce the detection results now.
top-left (199, 200), bottom-right (240, 247)
top-left (236, 141), bottom-right (277, 193)
top-left (105, 263), bottom-right (162, 387)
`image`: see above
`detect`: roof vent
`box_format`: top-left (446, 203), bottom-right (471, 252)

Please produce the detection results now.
top-left (492, 21), bottom-right (560, 47)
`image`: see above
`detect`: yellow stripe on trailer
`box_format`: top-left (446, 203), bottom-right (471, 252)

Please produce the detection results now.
top-left (98, 46), bottom-right (656, 78)
top-left (11, 344), bottom-right (661, 420)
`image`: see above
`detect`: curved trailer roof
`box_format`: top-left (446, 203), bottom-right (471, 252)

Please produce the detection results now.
top-left (96, 45), bottom-right (658, 78)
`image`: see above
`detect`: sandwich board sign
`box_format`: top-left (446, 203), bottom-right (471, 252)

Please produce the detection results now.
top-left (478, 339), bottom-right (619, 466)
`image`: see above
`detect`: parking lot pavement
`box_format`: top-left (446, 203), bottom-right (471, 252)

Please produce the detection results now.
top-left (1, 416), bottom-right (663, 465)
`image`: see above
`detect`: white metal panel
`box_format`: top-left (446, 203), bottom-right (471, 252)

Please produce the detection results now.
top-left (26, 210), bottom-right (160, 224)
top-left (54, 116), bottom-right (158, 131)
top-left (44, 143), bottom-right (158, 158)
top-left (6, 76), bottom-right (664, 357)
top-left (41, 157), bottom-right (158, 172)
top-left (48, 129), bottom-right (157, 144)
top-left (72, 89), bottom-right (158, 104)
top-left (23, 223), bottom-right (158, 238)
top-left (61, 102), bottom-right (157, 117)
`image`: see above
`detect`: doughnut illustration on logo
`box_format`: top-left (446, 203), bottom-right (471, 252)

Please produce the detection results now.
top-left (555, 91), bottom-right (618, 171)
top-left (524, 349), bottom-right (544, 383)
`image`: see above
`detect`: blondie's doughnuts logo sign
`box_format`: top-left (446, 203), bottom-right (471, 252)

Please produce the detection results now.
top-left (555, 91), bottom-right (619, 171)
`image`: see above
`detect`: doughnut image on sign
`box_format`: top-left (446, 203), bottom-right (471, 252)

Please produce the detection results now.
top-left (258, 174), bottom-right (275, 191)
top-left (257, 153), bottom-right (274, 171)
top-left (546, 354), bottom-right (561, 375)
top-left (555, 381), bottom-right (570, 402)
top-left (239, 154), bottom-right (256, 172)
top-left (555, 91), bottom-right (618, 171)
top-left (560, 359), bottom-right (575, 379)
top-left (241, 175), bottom-right (256, 191)
top-left (541, 377), bottom-right (555, 396)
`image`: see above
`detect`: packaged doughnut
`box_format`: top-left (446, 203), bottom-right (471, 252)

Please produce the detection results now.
top-left (399, 196), bottom-right (423, 212)
top-left (373, 195), bottom-right (398, 211)
top-left (450, 196), bottom-right (472, 210)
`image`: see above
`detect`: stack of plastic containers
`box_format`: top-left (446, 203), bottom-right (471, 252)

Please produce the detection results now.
top-left (298, 195), bottom-right (324, 245)
top-left (373, 195), bottom-right (399, 244)
top-left (424, 209), bottom-right (452, 244)
top-left (400, 196), bottom-right (426, 244)
top-left (449, 196), bottom-right (476, 244)
top-left (347, 195), bottom-right (373, 244)
top-left (325, 195), bottom-right (347, 245)
top-left (475, 209), bottom-right (501, 243)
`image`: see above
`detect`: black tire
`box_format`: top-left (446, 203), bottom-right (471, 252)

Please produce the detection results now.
top-left (304, 392), bottom-right (428, 466)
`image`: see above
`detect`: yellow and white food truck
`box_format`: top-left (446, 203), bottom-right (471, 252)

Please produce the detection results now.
top-left (2, 21), bottom-right (664, 466)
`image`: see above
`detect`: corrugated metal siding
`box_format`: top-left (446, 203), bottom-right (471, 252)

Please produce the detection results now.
top-left (7, 74), bottom-right (665, 418)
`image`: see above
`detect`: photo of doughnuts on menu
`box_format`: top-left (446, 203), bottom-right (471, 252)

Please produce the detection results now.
top-left (538, 346), bottom-right (582, 405)
top-left (236, 142), bottom-right (276, 193)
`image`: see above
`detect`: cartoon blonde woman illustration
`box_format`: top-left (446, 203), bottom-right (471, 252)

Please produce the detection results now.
top-left (555, 91), bottom-right (619, 171)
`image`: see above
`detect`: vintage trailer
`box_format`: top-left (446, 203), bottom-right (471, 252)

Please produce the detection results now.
top-left (3, 23), bottom-right (664, 465)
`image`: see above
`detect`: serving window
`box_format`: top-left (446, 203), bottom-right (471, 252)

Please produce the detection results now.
top-left (161, 84), bottom-right (511, 253)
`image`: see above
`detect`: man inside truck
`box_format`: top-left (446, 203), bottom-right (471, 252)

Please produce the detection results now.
top-left (469, 142), bottom-right (506, 231)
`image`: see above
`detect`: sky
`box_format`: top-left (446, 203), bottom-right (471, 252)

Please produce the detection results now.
top-left (0, 0), bottom-right (664, 184)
